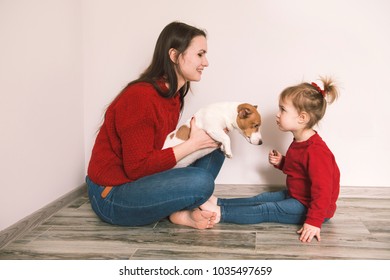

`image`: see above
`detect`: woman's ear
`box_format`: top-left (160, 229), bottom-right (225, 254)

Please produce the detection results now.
top-left (169, 48), bottom-right (178, 64)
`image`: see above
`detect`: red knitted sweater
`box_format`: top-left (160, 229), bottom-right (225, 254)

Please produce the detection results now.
top-left (87, 81), bottom-right (181, 186)
top-left (277, 133), bottom-right (340, 228)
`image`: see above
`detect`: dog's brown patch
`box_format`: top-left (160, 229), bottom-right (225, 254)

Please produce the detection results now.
top-left (237, 103), bottom-right (258, 119)
top-left (236, 103), bottom-right (262, 137)
top-left (176, 125), bottom-right (191, 141)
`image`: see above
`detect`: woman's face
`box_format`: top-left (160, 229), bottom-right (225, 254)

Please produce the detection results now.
top-left (176, 35), bottom-right (209, 87)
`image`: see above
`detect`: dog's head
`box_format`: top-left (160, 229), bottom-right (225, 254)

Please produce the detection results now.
top-left (236, 103), bottom-right (262, 145)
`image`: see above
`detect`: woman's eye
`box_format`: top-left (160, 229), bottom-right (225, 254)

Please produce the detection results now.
top-left (198, 51), bottom-right (206, 57)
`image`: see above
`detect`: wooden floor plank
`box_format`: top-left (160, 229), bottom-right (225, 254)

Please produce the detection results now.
top-left (0, 185), bottom-right (389, 260)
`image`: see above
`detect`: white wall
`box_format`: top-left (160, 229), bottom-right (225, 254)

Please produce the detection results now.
top-left (0, 0), bottom-right (84, 231)
top-left (84, 0), bottom-right (390, 187)
top-left (1, 0), bottom-right (389, 231)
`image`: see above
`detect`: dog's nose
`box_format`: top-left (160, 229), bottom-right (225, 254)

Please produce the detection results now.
top-left (258, 139), bottom-right (263, 145)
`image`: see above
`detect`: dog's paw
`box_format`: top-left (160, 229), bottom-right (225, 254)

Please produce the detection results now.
top-left (220, 145), bottom-right (233, 158)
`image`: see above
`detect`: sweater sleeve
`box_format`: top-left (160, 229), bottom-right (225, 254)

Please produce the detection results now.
top-left (305, 146), bottom-right (334, 228)
top-left (275, 155), bottom-right (286, 170)
top-left (115, 92), bottom-right (177, 181)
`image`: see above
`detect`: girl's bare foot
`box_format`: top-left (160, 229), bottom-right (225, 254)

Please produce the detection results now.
top-left (208, 195), bottom-right (218, 205)
top-left (200, 198), bottom-right (221, 223)
top-left (169, 209), bottom-right (216, 229)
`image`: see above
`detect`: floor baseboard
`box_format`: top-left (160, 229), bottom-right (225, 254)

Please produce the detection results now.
top-left (0, 184), bottom-right (87, 250)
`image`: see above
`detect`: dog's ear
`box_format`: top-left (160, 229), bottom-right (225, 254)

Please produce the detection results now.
top-left (238, 105), bottom-right (252, 119)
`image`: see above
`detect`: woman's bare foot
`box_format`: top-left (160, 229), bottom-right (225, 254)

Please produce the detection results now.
top-left (169, 209), bottom-right (216, 229)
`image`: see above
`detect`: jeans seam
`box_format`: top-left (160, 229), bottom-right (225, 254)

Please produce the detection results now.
top-left (91, 195), bottom-right (113, 224)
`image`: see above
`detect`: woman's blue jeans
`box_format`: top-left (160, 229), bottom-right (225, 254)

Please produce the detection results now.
top-left (218, 190), bottom-right (308, 225)
top-left (86, 149), bottom-right (225, 226)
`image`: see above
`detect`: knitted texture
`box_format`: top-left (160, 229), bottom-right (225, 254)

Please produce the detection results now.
top-left (88, 82), bottom-right (180, 186)
top-left (278, 133), bottom-right (340, 228)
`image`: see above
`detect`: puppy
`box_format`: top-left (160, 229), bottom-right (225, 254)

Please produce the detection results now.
top-left (163, 102), bottom-right (262, 168)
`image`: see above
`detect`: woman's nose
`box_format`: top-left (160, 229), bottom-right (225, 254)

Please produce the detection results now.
top-left (203, 56), bottom-right (209, 67)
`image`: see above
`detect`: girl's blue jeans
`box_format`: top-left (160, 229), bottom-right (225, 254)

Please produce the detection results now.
top-left (86, 149), bottom-right (225, 226)
top-left (218, 190), bottom-right (308, 225)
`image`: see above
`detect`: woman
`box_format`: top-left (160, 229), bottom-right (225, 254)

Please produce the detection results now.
top-left (86, 21), bottom-right (225, 229)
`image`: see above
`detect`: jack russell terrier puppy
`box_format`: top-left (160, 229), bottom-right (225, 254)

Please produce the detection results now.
top-left (163, 102), bottom-right (262, 168)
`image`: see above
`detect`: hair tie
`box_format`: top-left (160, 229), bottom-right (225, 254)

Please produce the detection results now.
top-left (311, 82), bottom-right (326, 98)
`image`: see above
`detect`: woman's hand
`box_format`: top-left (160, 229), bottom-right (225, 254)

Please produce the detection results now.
top-left (297, 223), bottom-right (321, 242)
top-left (172, 117), bottom-right (219, 162)
top-left (188, 117), bottom-right (220, 150)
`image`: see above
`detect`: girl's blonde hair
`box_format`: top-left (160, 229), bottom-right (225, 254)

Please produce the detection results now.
top-left (280, 76), bottom-right (339, 128)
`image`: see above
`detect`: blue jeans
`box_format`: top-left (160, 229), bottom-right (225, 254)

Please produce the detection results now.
top-left (218, 190), bottom-right (308, 225)
top-left (86, 149), bottom-right (225, 226)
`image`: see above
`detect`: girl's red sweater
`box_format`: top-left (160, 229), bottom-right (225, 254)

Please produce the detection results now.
top-left (87, 82), bottom-right (181, 186)
top-left (277, 133), bottom-right (340, 228)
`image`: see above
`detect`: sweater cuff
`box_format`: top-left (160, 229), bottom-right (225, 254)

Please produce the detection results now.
top-left (273, 156), bottom-right (285, 170)
top-left (304, 217), bottom-right (323, 228)
top-left (161, 147), bottom-right (177, 169)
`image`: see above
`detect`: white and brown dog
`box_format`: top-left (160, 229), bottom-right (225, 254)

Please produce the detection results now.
top-left (163, 102), bottom-right (262, 168)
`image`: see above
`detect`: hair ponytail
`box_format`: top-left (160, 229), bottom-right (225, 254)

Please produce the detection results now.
top-left (280, 76), bottom-right (340, 128)
top-left (320, 76), bottom-right (339, 104)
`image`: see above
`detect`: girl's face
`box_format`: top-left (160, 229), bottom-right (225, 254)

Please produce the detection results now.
top-left (176, 35), bottom-right (209, 87)
top-left (276, 98), bottom-right (301, 132)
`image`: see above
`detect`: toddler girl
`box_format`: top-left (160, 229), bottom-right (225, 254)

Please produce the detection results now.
top-left (202, 77), bottom-right (340, 242)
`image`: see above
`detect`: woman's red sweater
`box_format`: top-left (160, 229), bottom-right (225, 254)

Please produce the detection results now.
top-left (87, 82), bottom-right (180, 186)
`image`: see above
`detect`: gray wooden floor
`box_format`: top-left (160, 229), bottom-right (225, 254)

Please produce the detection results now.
top-left (1, 185), bottom-right (389, 260)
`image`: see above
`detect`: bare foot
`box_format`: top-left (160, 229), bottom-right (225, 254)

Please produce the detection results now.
top-left (200, 199), bottom-right (221, 223)
top-left (208, 195), bottom-right (218, 205)
top-left (169, 209), bottom-right (216, 229)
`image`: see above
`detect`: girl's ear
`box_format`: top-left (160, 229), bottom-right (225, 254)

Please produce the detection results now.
top-left (298, 111), bottom-right (310, 125)
top-left (169, 48), bottom-right (178, 64)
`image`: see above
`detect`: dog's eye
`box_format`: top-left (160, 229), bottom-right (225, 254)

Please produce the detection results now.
top-left (253, 124), bottom-right (260, 129)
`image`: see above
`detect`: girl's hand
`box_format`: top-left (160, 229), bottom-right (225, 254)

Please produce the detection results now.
top-left (268, 149), bottom-right (282, 167)
top-left (297, 223), bottom-right (321, 242)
